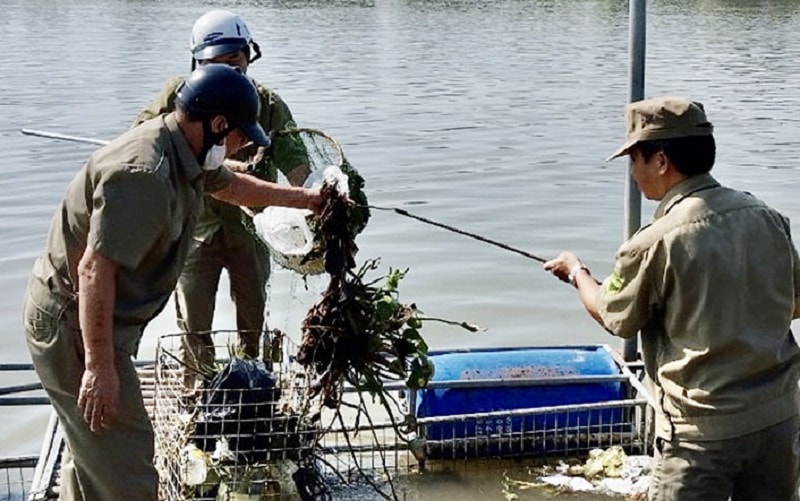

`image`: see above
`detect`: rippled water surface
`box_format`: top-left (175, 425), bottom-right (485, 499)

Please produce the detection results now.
top-left (2, 0), bottom-right (800, 496)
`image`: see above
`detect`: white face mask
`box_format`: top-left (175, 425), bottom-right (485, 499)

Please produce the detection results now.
top-left (202, 143), bottom-right (226, 171)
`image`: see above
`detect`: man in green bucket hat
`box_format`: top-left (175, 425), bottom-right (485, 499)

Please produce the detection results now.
top-left (545, 96), bottom-right (800, 500)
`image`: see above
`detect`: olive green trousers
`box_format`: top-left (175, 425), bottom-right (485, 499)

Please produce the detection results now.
top-left (23, 278), bottom-right (158, 501)
top-left (649, 415), bottom-right (800, 501)
top-left (175, 231), bottom-right (269, 372)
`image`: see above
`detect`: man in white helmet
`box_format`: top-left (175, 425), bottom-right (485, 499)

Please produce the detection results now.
top-left (134, 10), bottom-right (315, 377)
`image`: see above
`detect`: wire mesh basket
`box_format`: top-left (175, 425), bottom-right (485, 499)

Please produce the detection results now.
top-left (153, 331), bottom-right (320, 501)
top-left (154, 334), bottom-right (654, 500)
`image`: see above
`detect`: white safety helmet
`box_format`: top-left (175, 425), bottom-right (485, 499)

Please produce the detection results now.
top-left (189, 10), bottom-right (262, 67)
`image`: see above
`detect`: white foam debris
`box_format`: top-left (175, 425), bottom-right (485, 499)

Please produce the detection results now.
top-left (521, 446), bottom-right (653, 498)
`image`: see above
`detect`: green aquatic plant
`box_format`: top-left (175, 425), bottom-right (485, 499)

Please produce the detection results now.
top-left (295, 183), bottom-right (479, 500)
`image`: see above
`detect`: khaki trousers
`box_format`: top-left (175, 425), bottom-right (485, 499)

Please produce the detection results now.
top-left (23, 279), bottom-right (158, 501)
top-left (649, 416), bottom-right (800, 501)
top-left (175, 231), bottom-right (269, 368)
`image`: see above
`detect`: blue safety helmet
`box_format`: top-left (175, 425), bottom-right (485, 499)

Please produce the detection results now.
top-left (176, 63), bottom-right (270, 148)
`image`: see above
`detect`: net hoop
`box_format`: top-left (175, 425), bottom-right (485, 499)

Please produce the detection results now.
top-left (251, 128), bottom-right (347, 275)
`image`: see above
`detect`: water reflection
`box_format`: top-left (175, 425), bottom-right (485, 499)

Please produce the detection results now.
top-left (3, 0), bottom-right (800, 485)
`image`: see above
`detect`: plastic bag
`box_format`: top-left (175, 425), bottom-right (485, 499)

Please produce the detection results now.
top-left (253, 206), bottom-right (314, 258)
top-left (304, 164), bottom-right (350, 195)
top-left (252, 165), bottom-right (350, 275)
top-left (191, 358), bottom-right (280, 460)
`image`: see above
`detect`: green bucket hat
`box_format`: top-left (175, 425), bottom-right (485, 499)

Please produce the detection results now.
top-left (606, 96), bottom-right (714, 161)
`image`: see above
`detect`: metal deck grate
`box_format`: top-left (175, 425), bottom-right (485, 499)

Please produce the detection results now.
top-left (0, 457), bottom-right (37, 501)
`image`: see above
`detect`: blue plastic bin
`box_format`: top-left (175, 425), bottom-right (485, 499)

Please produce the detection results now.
top-left (415, 345), bottom-right (627, 443)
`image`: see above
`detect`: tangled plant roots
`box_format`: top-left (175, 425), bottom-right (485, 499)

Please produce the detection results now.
top-left (296, 182), bottom-right (478, 501)
top-left (298, 184), bottom-right (434, 409)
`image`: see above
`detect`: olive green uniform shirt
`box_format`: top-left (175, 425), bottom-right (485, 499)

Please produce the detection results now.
top-left (30, 113), bottom-right (233, 355)
top-left (596, 173), bottom-right (800, 441)
top-left (133, 76), bottom-right (308, 247)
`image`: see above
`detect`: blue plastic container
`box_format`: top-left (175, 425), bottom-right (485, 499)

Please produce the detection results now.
top-left (415, 345), bottom-right (627, 442)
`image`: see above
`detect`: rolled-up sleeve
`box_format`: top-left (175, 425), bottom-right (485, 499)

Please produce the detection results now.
top-left (783, 218), bottom-right (800, 319)
top-left (597, 240), bottom-right (665, 338)
top-left (203, 165), bottom-right (235, 193)
top-left (88, 167), bottom-right (169, 269)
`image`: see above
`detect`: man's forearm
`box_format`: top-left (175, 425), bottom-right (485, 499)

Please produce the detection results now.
top-left (77, 247), bottom-right (118, 369)
top-left (574, 273), bottom-right (605, 327)
top-left (211, 172), bottom-right (317, 210)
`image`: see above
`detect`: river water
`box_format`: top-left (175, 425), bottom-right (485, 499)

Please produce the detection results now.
top-left (2, 0), bottom-right (800, 498)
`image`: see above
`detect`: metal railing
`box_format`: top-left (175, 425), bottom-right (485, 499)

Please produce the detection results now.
top-left (0, 363), bottom-right (51, 500)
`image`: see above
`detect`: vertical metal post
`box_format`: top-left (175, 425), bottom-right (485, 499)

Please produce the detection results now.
top-left (622, 0), bottom-right (647, 362)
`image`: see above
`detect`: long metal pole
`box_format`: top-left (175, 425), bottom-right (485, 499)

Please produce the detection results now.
top-left (20, 128), bottom-right (109, 146)
top-left (622, 0), bottom-right (647, 362)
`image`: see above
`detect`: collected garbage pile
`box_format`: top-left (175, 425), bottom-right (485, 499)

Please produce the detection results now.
top-left (172, 354), bottom-right (318, 500)
top-left (502, 446), bottom-right (652, 500)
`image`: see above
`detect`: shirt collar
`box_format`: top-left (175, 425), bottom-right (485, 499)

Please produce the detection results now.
top-left (165, 113), bottom-right (203, 181)
top-left (654, 173), bottom-right (720, 219)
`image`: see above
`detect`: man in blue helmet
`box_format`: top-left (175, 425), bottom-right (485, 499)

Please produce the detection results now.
top-left (23, 63), bottom-right (322, 501)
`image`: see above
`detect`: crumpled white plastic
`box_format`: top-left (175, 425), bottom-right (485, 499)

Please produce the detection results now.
top-left (304, 164), bottom-right (350, 195)
top-left (537, 448), bottom-right (652, 498)
top-left (252, 165), bottom-right (350, 275)
top-left (254, 206), bottom-right (314, 258)
top-left (179, 443), bottom-right (208, 486)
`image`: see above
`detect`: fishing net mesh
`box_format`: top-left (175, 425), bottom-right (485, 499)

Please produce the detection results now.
top-left (246, 128), bottom-right (370, 276)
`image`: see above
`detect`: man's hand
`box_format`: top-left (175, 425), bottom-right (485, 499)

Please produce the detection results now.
top-left (305, 187), bottom-right (324, 214)
top-left (78, 364), bottom-right (121, 433)
top-left (76, 246), bottom-right (121, 433)
top-left (543, 251), bottom-right (583, 284)
top-left (222, 158), bottom-right (253, 173)
top-left (544, 251), bottom-right (605, 327)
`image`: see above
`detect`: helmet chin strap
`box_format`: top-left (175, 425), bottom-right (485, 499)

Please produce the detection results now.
top-left (200, 118), bottom-right (232, 160)
top-left (248, 42), bottom-right (261, 64)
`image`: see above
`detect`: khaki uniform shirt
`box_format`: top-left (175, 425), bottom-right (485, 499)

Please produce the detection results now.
top-left (597, 173), bottom-right (800, 441)
top-left (30, 114), bottom-right (233, 354)
top-left (133, 76), bottom-right (308, 248)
